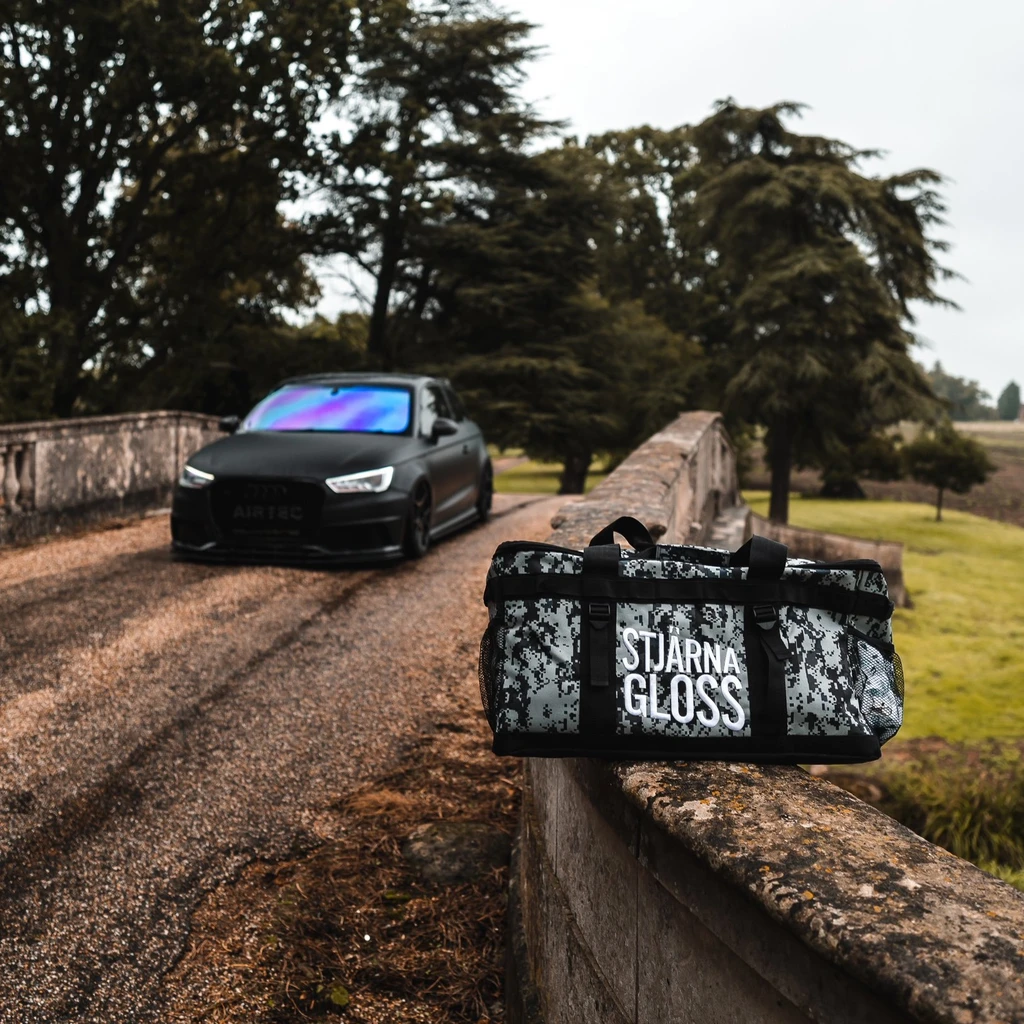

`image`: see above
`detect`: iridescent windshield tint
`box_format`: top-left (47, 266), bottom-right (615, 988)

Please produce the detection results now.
top-left (242, 385), bottom-right (412, 434)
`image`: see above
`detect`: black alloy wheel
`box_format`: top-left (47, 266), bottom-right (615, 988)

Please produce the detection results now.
top-left (403, 481), bottom-right (433, 558)
top-left (476, 461), bottom-right (494, 523)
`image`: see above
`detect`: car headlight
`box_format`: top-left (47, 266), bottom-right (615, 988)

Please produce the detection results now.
top-left (178, 465), bottom-right (215, 489)
top-left (325, 466), bottom-right (394, 494)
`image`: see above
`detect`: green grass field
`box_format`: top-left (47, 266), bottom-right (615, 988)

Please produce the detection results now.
top-left (493, 459), bottom-right (608, 495)
top-left (745, 492), bottom-right (1024, 743)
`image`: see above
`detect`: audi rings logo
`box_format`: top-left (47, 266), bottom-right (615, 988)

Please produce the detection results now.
top-left (243, 483), bottom-right (288, 501)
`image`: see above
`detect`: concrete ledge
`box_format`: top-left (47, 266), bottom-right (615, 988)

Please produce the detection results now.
top-left (512, 410), bottom-right (1024, 1024)
top-left (0, 409), bottom-right (215, 440)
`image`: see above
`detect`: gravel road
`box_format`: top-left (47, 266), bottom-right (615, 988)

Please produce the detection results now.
top-left (0, 494), bottom-right (561, 1023)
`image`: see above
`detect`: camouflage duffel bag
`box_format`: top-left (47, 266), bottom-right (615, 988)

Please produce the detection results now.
top-left (479, 516), bottom-right (903, 763)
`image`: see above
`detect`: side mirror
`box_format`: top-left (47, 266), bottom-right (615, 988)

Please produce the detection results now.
top-left (431, 417), bottom-right (458, 441)
top-left (219, 415), bottom-right (240, 434)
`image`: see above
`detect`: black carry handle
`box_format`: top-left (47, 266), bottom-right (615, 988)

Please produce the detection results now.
top-left (729, 535), bottom-right (789, 580)
top-left (588, 516), bottom-right (656, 551)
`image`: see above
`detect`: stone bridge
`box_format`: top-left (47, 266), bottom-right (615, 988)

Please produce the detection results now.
top-left (0, 411), bottom-right (1021, 1023)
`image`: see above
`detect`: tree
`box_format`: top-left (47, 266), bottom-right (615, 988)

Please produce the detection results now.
top-left (809, 342), bottom-right (936, 496)
top-left (322, 0), bottom-right (549, 370)
top-left (586, 125), bottom-right (700, 334)
top-left (435, 143), bottom-right (702, 491)
top-left (902, 423), bottom-right (995, 520)
top-left (0, 0), bottom-right (353, 418)
top-left (455, 292), bottom-right (700, 492)
top-left (0, 303), bottom-right (52, 423)
top-left (926, 362), bottom-right (995, 421)
top-left (592, 102), bottom-right (952, 523)
top-left (689, 103), bottom-right (956, 523)
top-left (819, 432), bottom-right (904, 499)
top-left (997, 381), bottom-right (1021, 421)
top-left (85, 150), bottom-right (327, 416)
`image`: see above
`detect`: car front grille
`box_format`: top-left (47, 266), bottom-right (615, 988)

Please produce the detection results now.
top-left (210, 479), bottom-right (324, 544)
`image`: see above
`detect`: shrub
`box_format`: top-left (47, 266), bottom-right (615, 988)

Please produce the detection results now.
top-left (879, 744), bottom-right (1024, 873)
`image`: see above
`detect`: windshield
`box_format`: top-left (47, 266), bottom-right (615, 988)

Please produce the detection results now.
top-left (241, 385), bottom-right (412, 434)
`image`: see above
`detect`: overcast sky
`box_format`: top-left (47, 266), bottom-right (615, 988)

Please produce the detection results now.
top-left (499, 0), bottom-right (1022, 400)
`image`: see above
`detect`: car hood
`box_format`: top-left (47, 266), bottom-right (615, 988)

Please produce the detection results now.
top-left (185, 431), bottom-right (422, 481)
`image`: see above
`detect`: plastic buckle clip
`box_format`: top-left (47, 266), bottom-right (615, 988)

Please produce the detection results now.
top-left (752, 603), bottom-right (778, 630)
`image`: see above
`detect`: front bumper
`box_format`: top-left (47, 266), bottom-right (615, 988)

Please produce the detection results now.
top-left (171, 478), bottom-right (409, 565)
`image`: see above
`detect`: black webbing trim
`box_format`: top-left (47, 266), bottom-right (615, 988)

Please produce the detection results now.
top-left (743, 603), bottom-right (769, 740)
top-left (586, 603), bottom-right (613, 687)
top-left (580, 545), bottom-right (620, 736)
top-left (492, 731), bottom-right (882, 764)
top-left (747, 604), bottom-right (791, 738)
top-left (484, 574), bottom-right (894, 621)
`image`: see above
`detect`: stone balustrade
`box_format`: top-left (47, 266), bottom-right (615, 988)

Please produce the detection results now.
top-left (0, 411), bottom-right (220, 545)
top-left (0, 439), bottom-right (35, 514)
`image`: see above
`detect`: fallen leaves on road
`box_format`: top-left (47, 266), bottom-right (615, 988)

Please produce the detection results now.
top-left (164, 686), bottom-right (519, 1024)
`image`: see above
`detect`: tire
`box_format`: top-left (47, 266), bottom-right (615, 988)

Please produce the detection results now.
top-left (403, 480), bottom-right (433, 559)
top-left (476, 460), bottom-right (494, 523)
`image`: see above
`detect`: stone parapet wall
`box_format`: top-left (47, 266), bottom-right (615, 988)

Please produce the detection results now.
top-left (550, 411), bottom-right (736, 546)
top-left (510, 410), bottom-right (1024, 1024)
top-left (748, 511), bottom-right (908, 607)
top-left (0, 411), bottom-right (220, 545)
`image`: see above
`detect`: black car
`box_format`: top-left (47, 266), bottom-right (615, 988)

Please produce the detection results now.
top-left (171, 373), bottom-right (493, 564)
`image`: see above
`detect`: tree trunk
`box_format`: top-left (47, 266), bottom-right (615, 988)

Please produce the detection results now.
top-left (367, 204), bottom-right (404, 371)
top-left (367, 120), bottom-right (416, 371)
top-left (767, 420), bottom-right (793, 524)
top-left (936, 486), bottom-right (944, 521)
top-left (51, 368), bottom-right (81, 419)
top-left (50, 320), bottom-right (86, 419)
top-left (559, 452), bottom-right (592, 495)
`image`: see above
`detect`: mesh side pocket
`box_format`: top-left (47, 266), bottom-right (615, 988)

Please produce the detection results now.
top-left (478, 616), bottom-right (503, 732)
top-left (847, 631), bottom-right (903, 745)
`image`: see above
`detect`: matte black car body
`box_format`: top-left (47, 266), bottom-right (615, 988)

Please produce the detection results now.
top-left (171, 373), bottom-right (492, 564)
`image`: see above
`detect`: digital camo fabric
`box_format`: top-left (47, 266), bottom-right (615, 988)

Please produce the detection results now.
top-left (496, 597), bottom-right (580, 734)
top-left (483, 539), bottom-right (901, 746)
top-left (849, 568), bottom-right (893, 643)
top-left (620, 554), bottom-right (741, 580)
top-left (488, 547), bottom-right (580, 578)
top-left (781, 605), bottom-right (861, 736)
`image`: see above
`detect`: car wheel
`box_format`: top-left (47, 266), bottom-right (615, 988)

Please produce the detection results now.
top-left (403, 481), bottom-right (433, 558)
top-left (476, 461), bottom-right (494, 523)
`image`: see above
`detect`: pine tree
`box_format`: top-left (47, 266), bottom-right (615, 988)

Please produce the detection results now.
top-left (436, 143), bottom-right (702, 491)
top-left (321, 0), bottom-right (549, 370)
top-left (683, 102), bottom-right (954, 522)
top-left (997, 382), bottom-right (1021, 421)
top-left (591, 103), bottom-right (951, 522)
